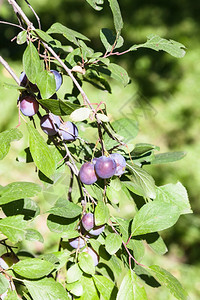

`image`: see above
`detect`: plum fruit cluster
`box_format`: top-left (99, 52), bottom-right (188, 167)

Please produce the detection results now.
top-left (19, 69), bottom-right (62, 117)
top-left (18, 70), bottom-right (78, 142)
top-left (79, 153), bottom-right (126, 185)
top-left (68, 212), bottom-right (104, 266)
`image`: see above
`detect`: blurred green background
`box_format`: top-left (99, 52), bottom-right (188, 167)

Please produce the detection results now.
top-left (0, 0), bottom-right (200, 299)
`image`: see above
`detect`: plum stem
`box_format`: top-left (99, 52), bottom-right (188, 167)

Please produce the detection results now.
top-left (109, 221), bottom-right (147, 268)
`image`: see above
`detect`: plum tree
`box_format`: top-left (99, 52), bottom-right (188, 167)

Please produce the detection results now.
top-left (59, 121), bottom-right (78, 142)
top-left (50, 70), bottom-right (63, 91)
top-left (40, 114), bottom-right (61, 136)
top-left (110, 153), bottom-right (126, 176)
top-left (19, 94), bottom-right (39, 116)
top-left (79, 162), bottom-right (98, 185)
top-left (69, 237), bottom-right (86, 249)
top-left (0, 0), bottom-right (190, 298)
top-left (94, 156), bottom-right (117, 179)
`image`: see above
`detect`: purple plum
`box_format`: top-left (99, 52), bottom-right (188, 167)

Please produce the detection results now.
top-left (79, 162), bottom-right (97, 185)
top-left (110, 153), bottom-right (126, 176)
top-left (94, 156), bottom-right (116, 179)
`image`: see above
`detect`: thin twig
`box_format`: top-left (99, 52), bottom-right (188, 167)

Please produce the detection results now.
top-left (109, 221), bottom-right (147, 268)
top-left (24, 0), bottom-right (41, 29)
top-left (7, 0), bottom-right (34, 29)
top-left (0, 20), bottom-right (24, 30)
top-left (0, 56), bottom-right (20, 85)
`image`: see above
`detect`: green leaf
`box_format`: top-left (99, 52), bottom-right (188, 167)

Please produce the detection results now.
top-left (33, 29), bottom-right (54, 43)
top-left (108, 63), bottom-right (129, 86)
top-left (79, 40), bottom-right (94, 60)
top-left (93, 275), bottom-right (116, 300)
top-left (79, 275), bottom-right (99, 300)
top-left (41, 251), bottom-right (70, 271)
top-left (66, 280), bottom-right (83, 297)
top-left (86, 0), bottom-right (104, 11)
top-left (24, 278), bottom-right (70, 300)
top-left (95, 200), bottom-right (110, 226)
top-left (2, 82), bottom-right (25, 90)
top-left (13, 258), bottom-right (54, 279)
top-left (70, 107), bottom-right (91, 122)
top-left (0, 215), bottom-right (26, 243)
top-left (149, 265), bottom-right (188, 300)
top-left (108, 255), bottom-right (122, 278)
top-left (17, 30), bottom-right (27, 44)
top-left (145, 232), bottom-right (168, 255)
top-left (107, 177), bottom-right (126, 204)
top-left (23, 42), bottom-right (43, 83)
top-left (2, 198), bottom-right (40, 220)
top-left (131, 201), bottom-right (180, 236)
top-left (151, 151), bottom-right (186, 164)
top-left (66, 263), bottom-right (83, 283)
top-left (79, 252), bottom-right (95, 275)
top-left (125, 164), bottom-right (156, 199)
top-left (0, 273), bottom-right (9, 294)
top-left (27, 124), bottom-right (56, 178)
top-left (84, 69), bottom-right (112, 93)
top-left (127, 239), bottom-right (145, 262)
top-left (47, 214), bottom-right (79, 235)
top-left (155, 182), bottom-right (192, 215)
top-left (37, 98), bottom-right (80, 116)
top-left (47, 22), bottom-right (89, 46)
top-left (105, 233), bottom-right (122, 255)
top-left (36, 70), bottom-right (56, 99)
top-left (129, 34), bottom-right (186, 58)
top-left (114, 216), bottom-right (130, 242)
top-left (25, 229), bottom-right (44, 243)
top-left (0, 128), bottom-right (23, 160)
top-left (48, 198), bottom-right (82, 218)
top-left (131, 143), bottom-right (160, 157)
top-left (108, 0), bottom-right (123, 34)
top-left (117, 269), bottom-right (148, 300)
top-left (104, 118), bottom-right (139, 149)
top-left (0, 182), bottom-right (41, 205)
top-left (100, 28), bottom-right (123, 52)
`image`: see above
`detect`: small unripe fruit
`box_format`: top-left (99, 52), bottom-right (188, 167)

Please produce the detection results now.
top-left (79, 162), bottom-right (97, 185)
top-left (19, 94), bottom-right (39, 116)
top-left (94, 156), bottom-right (116, 179)
top-left (110, 153), bottom-right (126, 176)
top-left (82, 213), bottom-right (94, 231)
top-left (82, 247), bottom-right (99, 266)
top-left (69, 237), bottom-right (86, 249)
top-left (40, 114), bottom-right (61, 136)
top-left (59, 121), bottom-right (78, 142)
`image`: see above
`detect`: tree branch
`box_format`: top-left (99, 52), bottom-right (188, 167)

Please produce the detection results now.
top-left (0, 56), bottom-right (20, 85)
